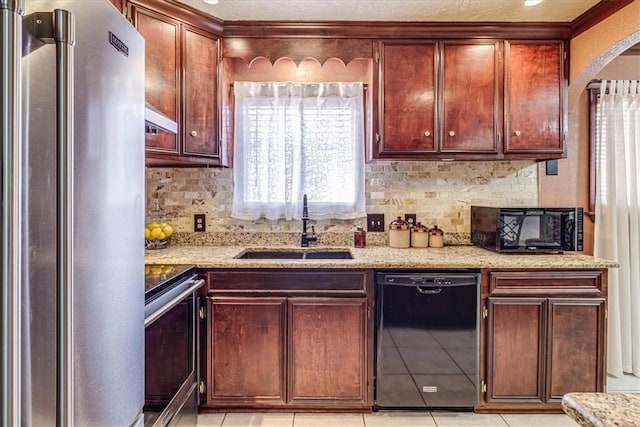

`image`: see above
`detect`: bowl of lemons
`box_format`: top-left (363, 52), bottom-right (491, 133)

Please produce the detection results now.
top-left (145, 221), bottom-right (174, 249)
top-left (145, 200), bottom-right (174, 249)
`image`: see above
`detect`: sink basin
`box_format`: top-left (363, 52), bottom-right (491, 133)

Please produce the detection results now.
top-left (235, 249), bottom-right (353, 260)
top-left (303, 251), bottom-right (353, 259)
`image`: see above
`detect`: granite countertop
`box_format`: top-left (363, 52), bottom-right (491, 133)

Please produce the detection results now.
top-left (562, 392), bottom-right (640, 427)
top-left (145, 245), bottom-right (618, 269)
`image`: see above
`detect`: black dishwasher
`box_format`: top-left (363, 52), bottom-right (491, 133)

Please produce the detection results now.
top-left (375, 270), bottom-right (480, 410)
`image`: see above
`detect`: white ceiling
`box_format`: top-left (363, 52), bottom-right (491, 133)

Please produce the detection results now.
top-left (177, 0), bottom-right (602, 22)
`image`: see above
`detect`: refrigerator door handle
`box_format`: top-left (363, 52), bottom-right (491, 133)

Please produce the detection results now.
top-left (53, 10), bottom-right (75, 427)
top-left (31, 9), bottom-right (77, 426)
top-left (1, 2), bottom-right (26, 426)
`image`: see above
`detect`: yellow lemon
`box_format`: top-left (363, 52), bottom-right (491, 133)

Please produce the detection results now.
top-left (145, 227), bottom-right (151, 239)
top-left (150, 227), bottom-right (164, 240)
top-left (146, 222), bottom-right (160, 230)
top-left (161, 224), bottom-right (174, 238)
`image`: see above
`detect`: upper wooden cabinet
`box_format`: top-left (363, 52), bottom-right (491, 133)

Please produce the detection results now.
top-left (127, 1), bottom-right (225, 166)
top-left (504, 41), bottom-right (565, 156)
top-left (375, 39), bottom-right (566, 161)
top-left (441, 41), bottom-right (500, 154)
top-left (379, 42), bottom-right (437, 154)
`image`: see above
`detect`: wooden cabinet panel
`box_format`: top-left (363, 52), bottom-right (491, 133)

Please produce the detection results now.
top-left (288, 298), bottom-right (368, 404)
top-left (489, 270), bottom-right (604, 296)
top-left (481, 270), bottom-right (607, 411)
top-left (547, 298), bottom-right (606, 401)
top-left (379, 42), bottom-right (436, 154)
top-left (486, 297), bottom-right (545, 403)
top-left (128, 1), bottom-right (224, 166)
top-left (135, 8), bottom-right (180, 153)
top-left (183, 27), bottom-right (219, 158)
top-left (207, 297), bottom-right (286, 405)
top-left (504, 41), bottom-right (564, 154)
top-left (441, 42), bottom-right (499, 153)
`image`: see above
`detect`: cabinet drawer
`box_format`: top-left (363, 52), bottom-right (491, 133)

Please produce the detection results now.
top-left (488, 270), bottom-right (604, 296)
top-left (208, 269), bottom-right (368, 295)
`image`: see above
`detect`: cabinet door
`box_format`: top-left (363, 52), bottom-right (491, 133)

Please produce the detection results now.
top-left (288, 298), bottom-right (369, 405)
top-left (132, 6), bottom-right (180, 153)
top-left (378, 42), bottom-right (436, 155)
top-left (486, 297), bottom-right (546, 403)
top-left (441, 41), bottom-right (499, 153)
top-left (546, 298), bottom-right (606, 402)
top-left (504, 41), bottom-right (564, 155)
top-left (207, 297), bottom-right (286, 406)
top-left (183, 27), bottom-right (219, 159)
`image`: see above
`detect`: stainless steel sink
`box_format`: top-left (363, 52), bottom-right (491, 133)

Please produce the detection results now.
top-left (235, 249), bottom-right (353, 260)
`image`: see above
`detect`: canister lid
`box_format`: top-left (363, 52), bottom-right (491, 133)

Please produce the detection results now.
top-left (389, 216), bottom-right (409, 230)
top-left (428, 225), bottom-right (444, 235)
top-left (412, 222), bottom-right (428, 232)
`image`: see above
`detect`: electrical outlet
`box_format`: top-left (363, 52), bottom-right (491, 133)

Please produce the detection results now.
top-left (367, 213), bottom-right (385, 232)
top-left (194, 214), bottom-right (206, 232)
top-left (405, 213), bottom-right (417, 226)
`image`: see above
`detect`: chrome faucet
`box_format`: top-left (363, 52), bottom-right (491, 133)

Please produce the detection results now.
top-left (301, 194), bottom-right (318, 247)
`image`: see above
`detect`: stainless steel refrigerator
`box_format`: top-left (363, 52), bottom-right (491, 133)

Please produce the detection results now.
top-left (1, 1), bottom-right (145, 425)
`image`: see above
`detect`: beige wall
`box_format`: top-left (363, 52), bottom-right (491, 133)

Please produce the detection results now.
top-left (538, 0), bottom-right (640, 254)
top-left (147, 161), bottom-right (538, 238)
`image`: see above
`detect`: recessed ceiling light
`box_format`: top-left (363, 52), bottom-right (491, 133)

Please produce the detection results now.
top-left (203, 0), bottom-right (218, 4)
top-left (524, 0), bottom-right (542, 5)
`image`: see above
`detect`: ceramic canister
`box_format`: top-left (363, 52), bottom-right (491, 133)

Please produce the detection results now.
top-left (389, 216), bottom-right (410, 248)
top-left (411, 222), bottom-right (429, 248)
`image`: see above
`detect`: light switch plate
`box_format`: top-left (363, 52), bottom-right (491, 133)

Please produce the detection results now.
top-left (367, 213), bottom-right (385, 232)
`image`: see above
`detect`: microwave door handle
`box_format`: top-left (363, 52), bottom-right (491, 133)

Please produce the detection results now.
top-left (1, 2), bottom-right (25, 426)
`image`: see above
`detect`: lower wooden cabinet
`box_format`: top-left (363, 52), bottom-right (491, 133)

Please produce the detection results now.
top-left (203, 269), bottom-right (373, 410)
top-left (480, 270), bottom-right (607, 411)
top-left (288, 298), bottom-right (368, 405)
top-left (207, 297), bottom-right (286, 405)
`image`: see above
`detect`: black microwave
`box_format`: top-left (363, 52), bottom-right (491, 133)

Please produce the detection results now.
top-left (470, 206), bottom-right (583, 253)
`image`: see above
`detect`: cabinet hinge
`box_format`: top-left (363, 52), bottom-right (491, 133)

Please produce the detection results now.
top-left (563, 51), bottom-right (567, 61)
top-left (482, 380), bottom-right (487, 393)
top-left (482, 306), bottom-right (488, 319)
top-left (198, 381), bottom-right (206, 395)
top-left (375, 52), bottom-right (380, 62)
top-left (199, 306), bottom-right (206, 320)
top-left (375, 133), bottom-right (380, 144)
top-left (367, 306), bottom-right (371, 320)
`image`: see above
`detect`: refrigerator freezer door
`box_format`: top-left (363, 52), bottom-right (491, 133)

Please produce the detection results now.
top-left (20, 1), bottom-right (145, 425)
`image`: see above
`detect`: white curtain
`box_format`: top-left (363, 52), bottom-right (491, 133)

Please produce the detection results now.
top-left (232, 81), bottom-right (366, 221)
top-left (594, 80), bottom-right (640, 378)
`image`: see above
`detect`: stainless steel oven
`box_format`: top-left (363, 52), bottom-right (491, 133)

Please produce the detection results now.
top-left (144, 265), bottom-right (205, 427)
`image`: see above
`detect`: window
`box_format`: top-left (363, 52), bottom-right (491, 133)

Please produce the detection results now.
top-left (232, 82), bottom-right (366, 221)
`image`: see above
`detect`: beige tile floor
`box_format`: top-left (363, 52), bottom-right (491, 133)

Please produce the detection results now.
top-left (197, 412), bottom-right (579, 427)
top-left (197, 374), bottom-right (640, 427)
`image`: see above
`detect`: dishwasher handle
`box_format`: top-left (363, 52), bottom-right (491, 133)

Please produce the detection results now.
top-left (415, 286), bottom-right (443, 295)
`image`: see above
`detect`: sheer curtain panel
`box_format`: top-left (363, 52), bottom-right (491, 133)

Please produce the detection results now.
top-left (232, 82), bottom-right (366, 221)
top-left (594, 80), bottom-right (640, 378)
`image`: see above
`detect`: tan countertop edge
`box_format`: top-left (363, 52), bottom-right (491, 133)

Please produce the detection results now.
top-left (145, 245), bottom-right (619, 269)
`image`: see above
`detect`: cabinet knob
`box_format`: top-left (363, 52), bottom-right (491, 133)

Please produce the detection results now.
top-left (448, 130), bottom-right (456, 137)
top-left (424, 131), bottom-right (431, 137)
top-left (514, 130), bottom-right (522, 137)
top-left (190, 130), bottom-right (198, 137)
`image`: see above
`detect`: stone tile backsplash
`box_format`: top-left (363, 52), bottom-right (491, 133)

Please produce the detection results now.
top-left (146, 160), bottom-right (538, 245)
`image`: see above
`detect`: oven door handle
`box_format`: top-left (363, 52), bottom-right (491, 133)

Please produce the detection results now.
top-left (144, 278), bottom-right (205, 327)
